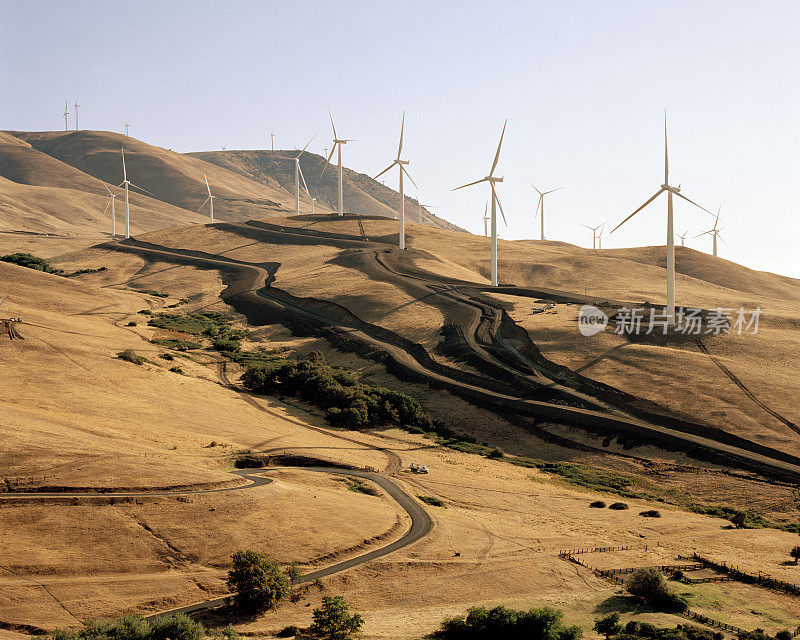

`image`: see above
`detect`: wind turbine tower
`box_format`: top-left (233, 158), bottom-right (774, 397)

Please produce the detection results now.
top-left (694, 205), bottom-right (725, 257)
top-left (124, 122), bottom-right (130, 136)
top-left (74, 101), bottom-right (80, 130)
top-left (63, 102), bottom-right (69, 131)
top-left (453, 120), bottom-right (508, 287)
top-left (293, 133), bottom-right (317, 216)
top-left (321, 110), bottom-right (353, 216)
top-left (530, 184), bottom-right (563, 240)
top-left (676, 229), bottom-right (689, 247)
top-left (611, 113), bottom-right (713, 324)
top-left (374, 112), bottom-right (417, 250)
top-left (196, 174), bottom-right (215, 223)
top-left (117, 147), bottom-right (154, 239)
top-left (99, 180), bottom-right (117, 237)
top-left (582, 222), bottom-right (605, 250)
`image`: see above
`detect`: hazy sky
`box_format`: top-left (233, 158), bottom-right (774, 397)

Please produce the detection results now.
top-left (2, 0), bottom-right (798, 278)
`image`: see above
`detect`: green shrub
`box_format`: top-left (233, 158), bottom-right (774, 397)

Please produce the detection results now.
top-left (159, 353), bottom-right (174, 360)
top-left (117, 349), bottom-right (144, 365)
top-left (151, 338), bottom-right (201, 351)
top-left (418, 495), bottom-right (446, 507)
top-left (309, 596), bottom-right (363, 640)
top-left (593, 613), bottom-right (621, 639)
top-left (590, 500), bottom-right (607, 508)
top-left (212, 337), bottom-right (241, 352)
top-left (609, 502), bottom-right (629, 510)
top-left (226, 550), bottom-right (291, 613)
top-left (130, 288), bottom-right (169, 297)
top-left (275, 627), bottom-right (299, 638)
top-left (169, 366), bottom-right (183, 374)
top-left (1, 252), bottom-right (61, 274)
top-left (347, 479), bottom-right (380, 496)
top-left (127, 321), bottom-right (137, 326)
top-left (486, 447), bottom-right (504, 459)
top-left (51, 614), bottom-right (204, 640)
top-left (626, 567), bottom-right (688, 612)
top-left (434, 605), bottom-right (581, 640)
top-left (640, 510), bottom-right (661, 517)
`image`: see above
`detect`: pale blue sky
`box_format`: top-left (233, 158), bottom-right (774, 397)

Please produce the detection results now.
top-left (1, 0), bottom-right (798, 277)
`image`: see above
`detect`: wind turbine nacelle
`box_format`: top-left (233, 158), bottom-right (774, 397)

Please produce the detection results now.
top-left (397, 159), bottom-right (409, 165)
top-left (663, 184), bottom-right (681, 193)
top-left (487, 176), bottom-right (503, 183)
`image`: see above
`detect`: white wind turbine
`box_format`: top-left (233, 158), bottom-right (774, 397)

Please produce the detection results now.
top-left (63, 101), bottom-right (69, 131)
top-left (196, 174), bottom-right (215, 223)
top-left (581, 222), bottom-right (605, 250)
top-left (453, 120), bottom-right (508, 287)
top-left (293, 133), bottom-right (317, 216)
top-left (374, 113), bottom-right (417, 250)
top-left (74, 100), bottom-right (80, 130)
top-left (676, 229), bottom-right (689, 247)
top-left (124, 122), bottom-right (130, 136)
top-left (482, 202), bottom-right (489, 237)
top-left (117, 147), bottom-right (155, 239)
top-left (99, 180), bottom-right (117, 237)
top-left (321, 110), bottom-right (354, 216)
top-left (694, 205), bottom-right (725, 257)
top-left (611, 113), bottom-right (713, 324)
top-left (530, 183), bottom-right (563, 240)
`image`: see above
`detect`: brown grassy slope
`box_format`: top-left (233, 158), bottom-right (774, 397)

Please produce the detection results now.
top-left (189, 149), bottom-right (464, 231)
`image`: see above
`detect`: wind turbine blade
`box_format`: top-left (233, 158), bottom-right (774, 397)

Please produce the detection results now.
top-left (320, 143), bottom-right (337, 177)
top-left (693, 230), bottom-right (713, 238)
top-left (328, 108), bottom-right (338, 139)
top-left (397, 111), bottom-right (405, 158)
top-left (491, 183), bottom-right (507, 225)
top-left (484, 202), bottom-right (488, 217)
top-left (204, 174), bottom-right (212, 197)
top-left (664, 110), bottom-right (669, 185)
top-left (674, 191), bottom-right (714, 216)
top-left (533, 197), bottom-right (540, 222)
top-left (489, 119), bottom-right (507, 177)
top-left (452, 177), bottom-right (487, 191)
top-left (98, 179), bottom-right (113, 195)
top-left (297, 131), bottom-right (318, 159)
top-left (543, 187), bottom-right (564, 195)
top-left (580, 223), bottom-right (594, 230)
top-left (528, 182), bottom-right (543, 196)
top-left (611, 188), bottom-right (665, 233)
top-left (195, 197), bottom-right (210, 214)
top-left (401, 165), bottom-right (418, 190)
top-left (128, 182), bottom-right (155, 197)
top-left (712, 205), bottom-right (721, 230)
top-left (121, 147), bottom-right (127, 181)
top-left (374, 162), bottom-right (396, 181)
top-left (103, 200), bottom-right (112, 215)
top-left (298, 164), bottom-right (311, 197)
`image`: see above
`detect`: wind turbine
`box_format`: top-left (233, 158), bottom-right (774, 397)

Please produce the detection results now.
top-left (63, 102), bottom-right (69, 131)
top-left (581, 222), bottom-right (605, 250)
top-left (611, 112), bottom-right (713, 325)
top-left (453, 120), bottom-right (508, 287)
top-left (117, 147), bottom-right (155, 239)
top-left (417, 201), bottom-right (435, 224)
top-left (270, 131), bottom-right (275, 151)
top-left (694, 205), bottom-right (725, 257)
top-left (124, 122), bottom-right (130, 136)
top-left (530, 183), bottom-right (563, 240)
top-left (374, 113), bottom-right (417, 250)
top-left (74, 101), bottom-right (80, 130)
top-left (293, 133), bottom-right (317, 216)
top-left (196, 174), bottom-right (215, 223)
top-left (321, 109), bottom-right (353, 216)
top-left (99, 180), bottom-right (117, 237)
top-left (482, 202), bottom-right (489, 237)
top-left (676, 229), bottom-right (689, 247)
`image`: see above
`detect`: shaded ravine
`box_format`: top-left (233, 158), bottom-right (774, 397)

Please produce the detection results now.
top-left (99, 238), bottom-right (800, 480)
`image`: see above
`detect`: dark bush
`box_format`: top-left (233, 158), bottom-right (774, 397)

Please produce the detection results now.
top-left (117, 349), bottom-right (144, 365)
top-left (433, 605), bottom-right (581, 640)
top-left (593, 613), bottom-right (621, 639)
top-left (275, 626), bottom-right (299, 638)
top-left (169, 366), bottom-right (183, 374)
top-left (1, 252), bottom-right (61, 274)
top-left (590, 500), bottom-right (607, 508)
top-left (127, 321), bottom-right (137, 326)
top-left (151, 338), bottom-right (201, 351)
top-left (52, 614), bottom-right (204, 640)
top-left (486, 447), bottom-right (504, 459)
top-left (213, 337), bottom-right (241, 352)
top-left (159, 353), bottom-right (174, 360)
top-left (309, 596), bottom-right (363, 640)
top-left (226, 550), bottom-right (290, 613)
top-left (418, 495), bottom-right (446, 507)
top-left (609, 502), bottom-right (629, 510)
top-left (626, 567), bottom-right (688, 612)
top-left (639, 510), bottom-right (661, 518)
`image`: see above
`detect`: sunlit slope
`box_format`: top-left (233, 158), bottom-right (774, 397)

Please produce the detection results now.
top-left (190, 149), bottom-right (463, 231)
top-left (126, 216), bottom-right (800, 455)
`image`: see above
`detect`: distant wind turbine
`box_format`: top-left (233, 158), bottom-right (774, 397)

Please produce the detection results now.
top-left (118, 147), bottom-right (155, 239)
top-left (530, 183), bottom-right (563, 241)
top-left (270, 131), bottom-right (275, 151)
top-left (453, 120), bottom-right (508, 287)
top-left (694, 205), bottom-right (725, 257)
top-left (74, 101), bottom-right (80, 130)
top-left (196, 174), bottom-right (215, 223)
top-left (321, 110), bottom-right (354, 216)
top-left (99, 179), bottom-right (117, 237)
top-left (63, 102), bottom-right (69, 131)
top-left (581, 222), bottom-right (605, 250)
top-left (374, 112), bottom-right (417, 250)
top-left (676, 229), bottom-right (689, 247)
top-left (417, 201), bottom-right (435, 224)
top-left (124, 122), bottom-right (130, 136)
top-left (611, 112), bottom-right (713, 325)
top-left (293, 133), bottom-right (317, 216)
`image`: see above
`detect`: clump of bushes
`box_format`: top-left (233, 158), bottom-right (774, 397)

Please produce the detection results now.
top-left (241, 351), bottom-right (437, 431)
top-left (127, 321), bottom-right (137, 326)
top-left (129, 288), bottom-right (169, 297)
top-left (226, 550), bottom-right (294, 613)
top-left (626, 567), bottom-right (688, 612)
top-left (590, 500), bottom-right (607, 508)
top-left (51, 613), bottom-right (205, 640)
top-left (117, 349), bottom-right (144, 365)
top-left (609, 502), bottom-right (629, 510)
top-left (169, 366), bottom-right (183, 374)
top-left (640, 509), bottom-right (661, 518)
top-left (434, 605), bottom-right (581, 640)
top-left (148, 312), bottom-right (246, 352)
top-left (347, 479), bottom-right (380, 496)
top-left (64, 266), bottom-right (107, 277)
top-left (486, 447), bottom-right (504, 459)
top-left (151, 338), bottom-right (201, 351)
top-left (614, 620), bottom-right (723, 640)
top-left (212, 337), bottom-right (241, 352)
top-left (159, 353), bottom-right (174, 360)
top-left (1, 252), bottom-right (62, 274)
top-left (309, 596), bottom-right (363, 640)
top-left (419, 495), bottom-right (446, 507)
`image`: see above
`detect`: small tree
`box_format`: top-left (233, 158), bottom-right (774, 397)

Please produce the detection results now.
top-left (626, 567), bottom-right (687, 612)
top-left (593, 613), bottom-right (621, 639)
top-left (731, 512), bottom-right (747, 528)
top-left (790, 546), bottom-right (800, 564)
top-left (309, 596), bottom-right (364, 640)
top-left (226, 550), bottom-right (290, 613)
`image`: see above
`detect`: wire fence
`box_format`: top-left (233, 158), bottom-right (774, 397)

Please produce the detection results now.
top-left (679, 554), bottom-right (800, 596)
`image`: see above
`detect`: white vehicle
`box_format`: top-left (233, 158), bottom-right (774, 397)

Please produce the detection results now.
top-left (410, 462), bottom-right (429, 474)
